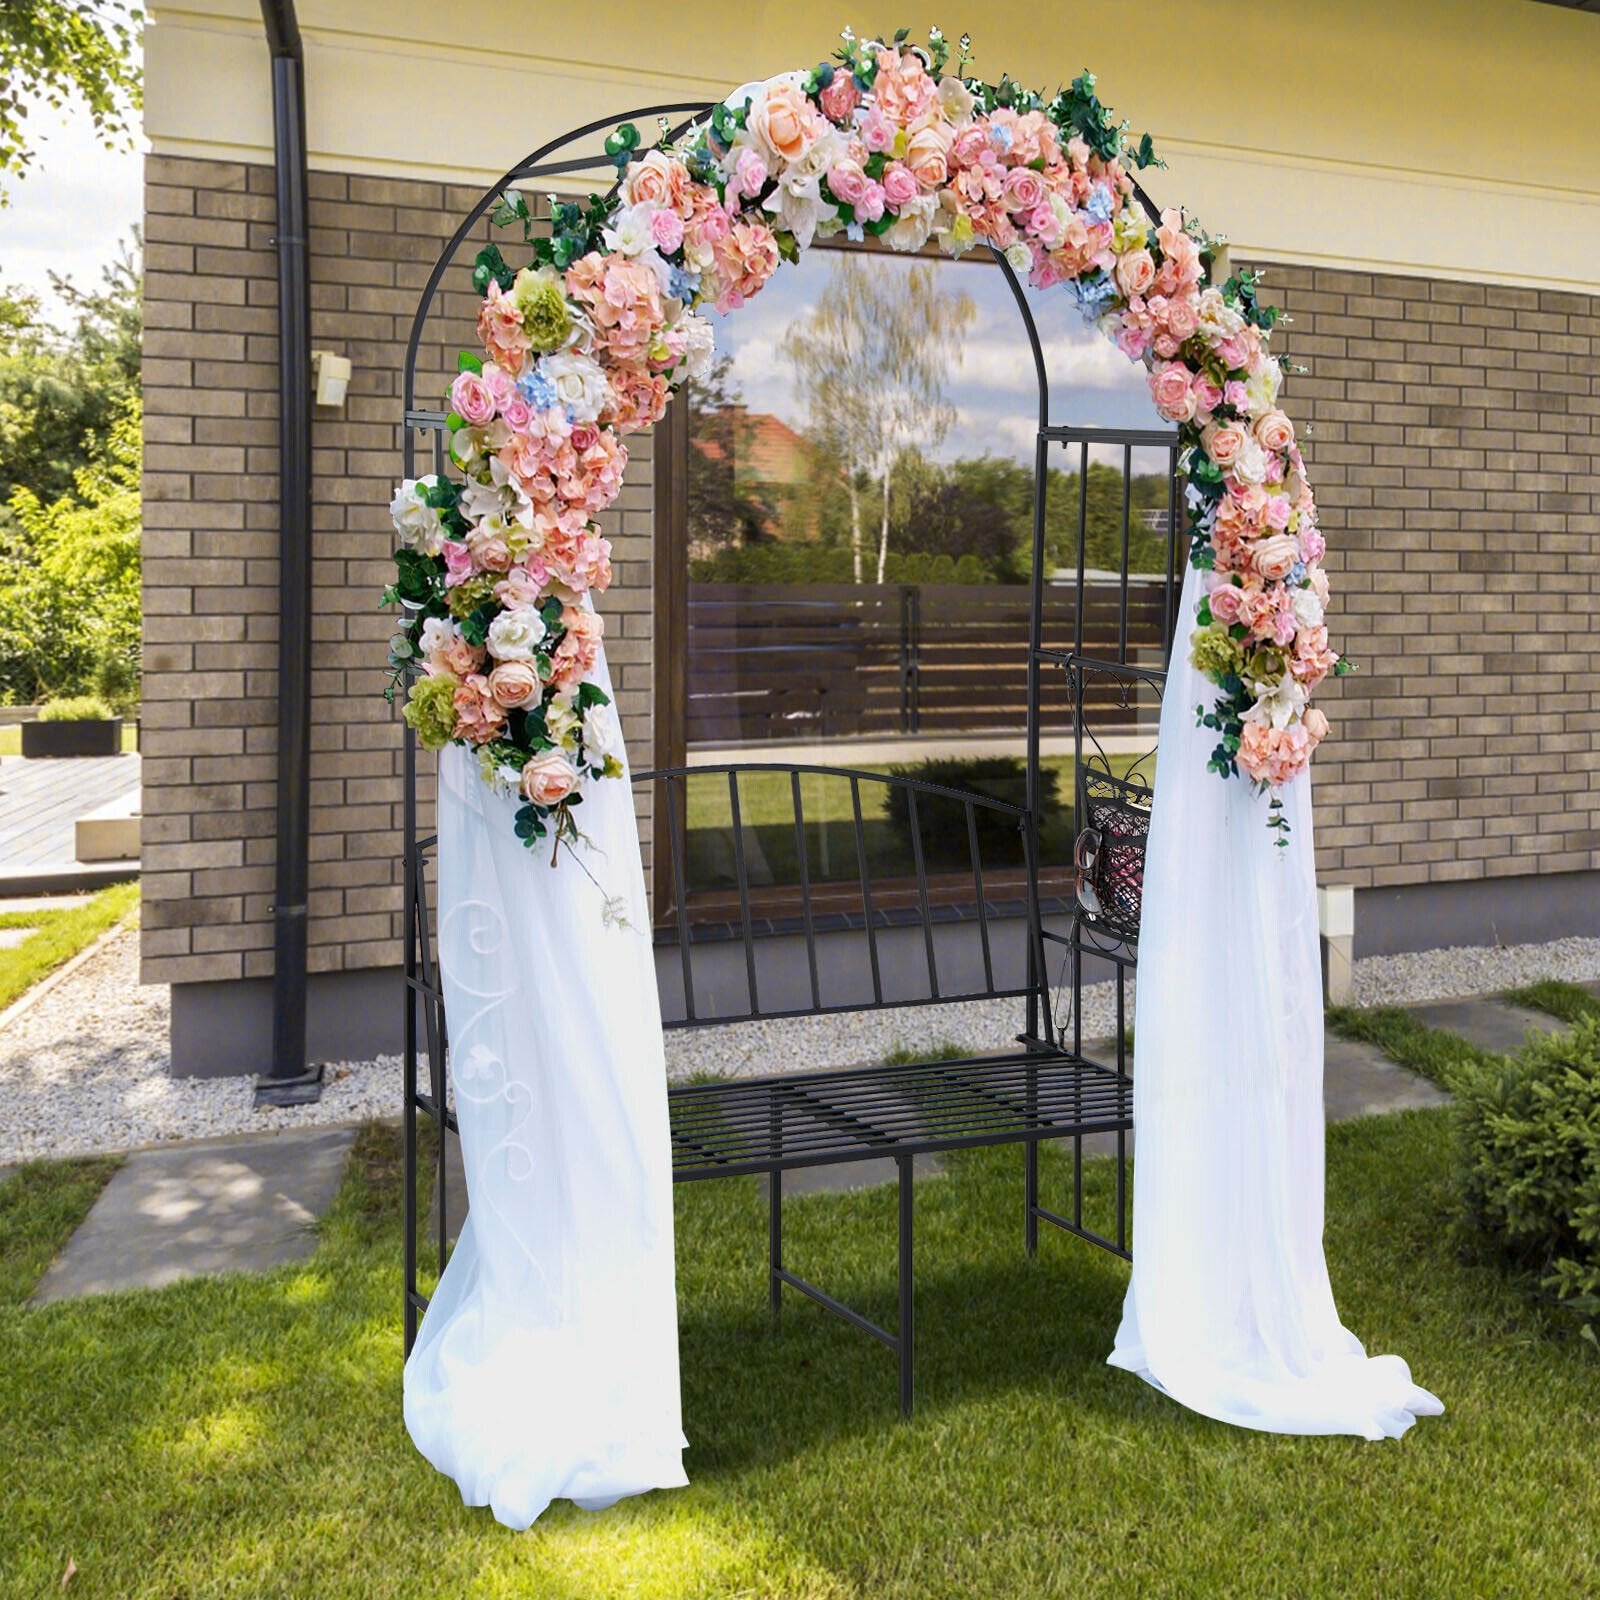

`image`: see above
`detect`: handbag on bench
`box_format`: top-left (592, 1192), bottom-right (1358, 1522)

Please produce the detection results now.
top-left (1073, 766), bottom-right (1153, 946)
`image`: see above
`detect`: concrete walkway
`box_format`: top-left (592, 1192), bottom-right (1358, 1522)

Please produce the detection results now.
top-left (0, 752), bottom-right (141, 894)
top-left (30, 1126), bottom-right (355, 1304)
top-left (1407, 994), bottom-right (1572, 1057)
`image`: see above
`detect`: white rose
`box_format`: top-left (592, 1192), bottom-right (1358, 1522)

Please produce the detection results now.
top-left (485, 605), bottom-right (548, 662)
top-left (1232, 436), bottom-right (1268, 486)
top-left (390, 477), bottom-right (446, 555)
top-left (1291, 586), bottom-right (1325, 630)
top-left (601, 202), bottom-right (655, 258)
top-left (582, 702), bottom-right (626, 767)
top-left (935, 76), bottom-right (975, 126)
top-left (884, 194), bottom-right (939, 253)
top-left (539, 350), bottom-right (612, 425)
top-left (418, 616), bottom-right (460, 663)
top-left (675, 313), bottom-right (716, 381)
top-left (1244, 360), bottom-right (1282, 416)
top-left (1003, 241), bottom-right (1033, 274)
top-left (545, 693), bottom-right (580, 750)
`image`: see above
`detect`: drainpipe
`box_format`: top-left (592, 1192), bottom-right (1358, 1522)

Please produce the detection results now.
top-left (255, 0), bottom-right (322, 1106)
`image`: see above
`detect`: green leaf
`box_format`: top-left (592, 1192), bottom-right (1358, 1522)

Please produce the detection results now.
top-left (576, 681), bottom-right (609, 709)
top-left (456, 351), bottom-right (483, 375)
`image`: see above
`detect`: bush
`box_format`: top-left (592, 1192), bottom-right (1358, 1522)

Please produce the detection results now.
top-left (881, 756), bottom-right (1060, 872)
top-left (38, 695), bottom-right (115, 722)
top-left (1457, 1017), bottom-right (1600, 1336)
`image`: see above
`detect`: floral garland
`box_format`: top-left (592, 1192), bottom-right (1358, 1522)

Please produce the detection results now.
top-left (385, 26), bottom-right (1343, 855)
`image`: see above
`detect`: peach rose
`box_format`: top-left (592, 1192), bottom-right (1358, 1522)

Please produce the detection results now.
top-left (749, 80), bottom-right (824, 168)
top-left (487, 660), bottom-right (541, 709)
top-left (620, 150), bottom-right (690, 216)
top-left (904, 121), bottom-right (953, 189)
top-left (520, 750), bottom-right (579, 807)
top-left (1255, 409), bottom-right (1295, 454)
top-left (1302, 707), bottom-right (1330, 742)
top-left (1115, 249), bottom-right (1156, 299)
top-left (1251, 532), bottom-right (1301, 582)
top-left (1205, 424), bottom-right (1246, 468)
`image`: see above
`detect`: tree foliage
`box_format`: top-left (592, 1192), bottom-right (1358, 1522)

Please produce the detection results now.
top-left (0, 391), bottom-right (141, 706)
top-left (0, 0), bottom-right (142, 203)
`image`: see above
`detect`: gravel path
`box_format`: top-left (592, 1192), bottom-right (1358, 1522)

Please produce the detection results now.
top-left (5, 925), bottom-right (1599, 1162)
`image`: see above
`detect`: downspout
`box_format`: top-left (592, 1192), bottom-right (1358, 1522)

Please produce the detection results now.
top-left (256, 0), bottom-right (322, 1105)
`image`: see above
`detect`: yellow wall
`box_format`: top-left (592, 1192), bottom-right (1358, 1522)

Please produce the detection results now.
top-left (148, 1), bottom-right (1600, 290)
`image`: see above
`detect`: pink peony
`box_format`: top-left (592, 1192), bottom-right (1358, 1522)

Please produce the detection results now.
top-left (818, 71), bottom-right (861, 124)
top-left (827, 158), bottom-right (871, 208)
top-left (649, 207), bottom-right (685, 254)
top-left (1149, 362), bottom-right (1196, 423)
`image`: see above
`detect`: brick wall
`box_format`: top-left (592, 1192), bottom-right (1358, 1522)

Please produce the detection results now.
top-left (140, 156), bottom-right (1599, 1016)
top-left (140, 155), bottom-right (657, 994)
top-left (1255, 263), bottom-right (1600, 891)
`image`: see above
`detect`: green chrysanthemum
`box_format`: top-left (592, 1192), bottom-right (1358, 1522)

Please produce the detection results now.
top-left (511, 266), bottom-right (571, 353)
top-left (402, 672), bottom-right (460, 750)
top-left (1190, 624), bottom-right (1243, 682)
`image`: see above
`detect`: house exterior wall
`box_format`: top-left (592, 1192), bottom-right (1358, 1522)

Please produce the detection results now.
top-left (140, 2), bottom-right (1600, 1069)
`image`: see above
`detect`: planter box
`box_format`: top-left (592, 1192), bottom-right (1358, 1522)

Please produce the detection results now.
top-left (20, 718), bottom-right (123, 758)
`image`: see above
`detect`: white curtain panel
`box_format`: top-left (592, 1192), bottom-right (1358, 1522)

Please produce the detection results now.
top-left (403, 659), bottom-right (688, 1528)
top-left (1108, 563), bottom-right (1443, 1439)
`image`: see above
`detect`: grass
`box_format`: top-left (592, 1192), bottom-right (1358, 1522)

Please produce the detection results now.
top-left (0, 879), bottom-right (139, 1013)
top-left (1506, 980), bottom-right (1600, 1028)
top-left (0, 1157), bottom-right (121, 1307)
top-left (1327, 1003), bottom-right (1504, 1090)
top-left (0, 721), bottom-right (139, 756)
top-left (3, 1110), bottom-right (1598, 1597)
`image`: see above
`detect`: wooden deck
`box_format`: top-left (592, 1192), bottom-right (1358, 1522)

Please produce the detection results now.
top-left (0, 755), bottom-right (141, 873)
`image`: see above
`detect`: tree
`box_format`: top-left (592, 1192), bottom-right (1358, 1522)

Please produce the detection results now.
top-left (0, 0), bottom-right (141, 203)
top-left (0, 234), bottom-right (141, 509)
top-left (0, 391), bottom-right (141, 705)
top-left (684, 354), bottom-right (772, 559)
top-left (781, 253), bottom-right (975, 584)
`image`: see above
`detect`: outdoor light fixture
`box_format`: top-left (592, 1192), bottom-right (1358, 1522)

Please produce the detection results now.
top-left (312, 350), bottom-right (352, 407)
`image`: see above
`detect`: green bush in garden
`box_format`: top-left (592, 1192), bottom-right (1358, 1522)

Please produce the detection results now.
top-left (38, 694), bottom-right (115, 721)
top-left (1457, 1017), bottom-right (1600, 1341)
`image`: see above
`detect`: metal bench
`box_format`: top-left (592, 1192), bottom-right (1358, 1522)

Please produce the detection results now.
top-left (404, 760), bottom-right (1137, 1416)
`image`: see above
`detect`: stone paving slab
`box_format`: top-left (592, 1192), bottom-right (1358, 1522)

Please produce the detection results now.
top-left (1324, 1033), bottom-right (1449, 1119)
top-left (31, 1125), bottom-right (356, 1303)
top-left (1406, 997), bottom-right (1561, 1059)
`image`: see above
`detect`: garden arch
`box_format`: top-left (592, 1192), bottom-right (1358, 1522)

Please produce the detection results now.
top-left (397, 87), bottom-right (1195, 1412)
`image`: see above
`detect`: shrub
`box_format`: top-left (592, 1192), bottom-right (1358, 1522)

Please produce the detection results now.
top-left (881, 756), bottom-right (1060, 872)
top-left (1457, 1017), bottom-right (1600, 1337)
top-left (38, 695), bottom-right (115, 722)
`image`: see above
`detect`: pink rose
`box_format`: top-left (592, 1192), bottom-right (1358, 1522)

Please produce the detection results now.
top-left (1115, 249), bottom-right (1156, 299)
top-left (487, 660), bottom-right (541, 709)
top-left (1002, 166), bottom-right (1046, 213)
top-left (904, 122), bottom-right (953, 189)
top-left (520, 750), bottom-right (579, 807)
top-left (1165, 294), bottom-right (1200, 341)
top-left (450, 370), bottom-right (497, 427)
top-left (1206, 424), bottom-right (1246, 468)
top-left (881, 161), bottom-right (919, 207)
top-left (501, 397), bottom-right (532, 430)
top-left (1255, 409), bottom-right (1295, 454)
top-left (818, 71), bottom-right (861, 125)
top-left (855, 182), bottom-right (886, 223)
top-left (649, 207), bottom-right (685, 254)
top-left (1149, 362), bottom-right (1196, 422)
top-left (1300, 528), bottom-right (1327, 564)
top-left (1264, 495), bottom-right (1293, 531)
top-left (1208, 581), bottom-right (1243, 625)
top-left (1252, 532), bottom-right (1301, 582)
top-left (828, 158), bottom-right (870, 207)
top-left (1192, 377), bottom-right (1223, 415)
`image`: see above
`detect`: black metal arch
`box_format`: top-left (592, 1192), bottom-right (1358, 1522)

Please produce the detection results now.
top-left (399, 93), bottom-right (1185, 1402)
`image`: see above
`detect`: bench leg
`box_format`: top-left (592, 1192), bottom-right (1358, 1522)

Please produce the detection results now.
top-left (898, 1154), bottom-right (914, 1417)
top-left (768, 1168), bottom-right (782, 1320)
top-left (1024, 1140), bottom-right (1039, 1258)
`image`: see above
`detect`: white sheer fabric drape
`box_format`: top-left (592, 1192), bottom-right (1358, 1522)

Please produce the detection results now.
top-left (403, 654), bottom-right (687, 1528)
top-left (1108, 564), bottom-right (1443, 1439)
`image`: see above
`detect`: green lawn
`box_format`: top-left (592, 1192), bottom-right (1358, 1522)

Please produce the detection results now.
top-left (0, 879), bottom-right (139, 1012)
top-left (3, 1111), bottom-right (1596, 1597)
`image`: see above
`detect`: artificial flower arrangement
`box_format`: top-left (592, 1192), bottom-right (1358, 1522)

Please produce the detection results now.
top-left (385, 26), bottom-right (1343, 854)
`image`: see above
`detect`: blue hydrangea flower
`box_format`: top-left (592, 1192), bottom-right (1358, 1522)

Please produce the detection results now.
top-left (989, 122), bottom-right (1013, 154)
top-left (1288, 560), bottom-right (1307, 586)
top-left (517, 367), bottom-right (558, 411)
top-left (1068, 271), bottom-right (1117, 324)
top-left (666, 265), bottom-right (700, 302)
top-left (1085, 183), bottom-right (1114, 224)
